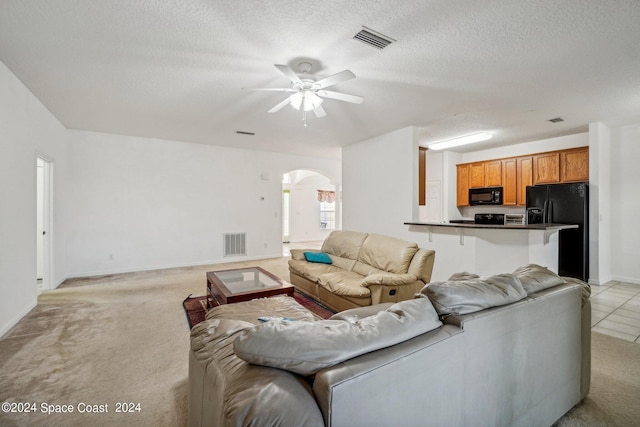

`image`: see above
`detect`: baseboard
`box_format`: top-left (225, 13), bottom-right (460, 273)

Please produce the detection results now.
top-left (609, 275), bottom-right (640, 285)
top-left (64, 253), bottom-right (286, 280)
top-left (0, 300), bottom-right (37, 338)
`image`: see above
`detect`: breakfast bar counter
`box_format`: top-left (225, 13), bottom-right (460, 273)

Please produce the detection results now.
top-left (403, 221), bottom-right (578, 281)
top-left (404, 221), bottom-right (578, 231)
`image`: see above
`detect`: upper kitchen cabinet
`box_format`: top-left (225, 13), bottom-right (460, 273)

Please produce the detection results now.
top-left (516, 156), bottom-right (533, 206)
top-left (533, 152), bottom-right (560, 184)
top-left (455, 146), bottom-right (588, 208)
top-left (469, 162), bottom-right (485, 188)
top-left (456, 164), bottom-right (470, 206)
top-left (502, 158), bottom-right (517, 206)
top-left (560, 146), bottom-right (589, 182)
top-left (485, 160), bottom-right (503, 187)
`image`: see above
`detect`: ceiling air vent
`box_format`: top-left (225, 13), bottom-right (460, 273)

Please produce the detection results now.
top-left (353, 26), bottom-right (395, 49)
top-left (236, 130), bottom-right (255, 135)
top-left (548, 117), bottom-right (564, 123)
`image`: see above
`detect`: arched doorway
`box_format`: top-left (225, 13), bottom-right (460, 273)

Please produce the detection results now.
top-left (282, 169), bottom-right (341, 253)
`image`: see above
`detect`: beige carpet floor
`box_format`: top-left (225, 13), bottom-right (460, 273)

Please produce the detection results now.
top-left (1, 256), bottom-right (639, 427)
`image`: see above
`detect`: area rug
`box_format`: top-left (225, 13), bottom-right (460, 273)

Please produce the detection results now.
top-left (183, 290), bottom-right (336, 328)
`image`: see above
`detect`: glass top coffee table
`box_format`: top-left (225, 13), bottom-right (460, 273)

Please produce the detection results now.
top-left (206, 266), bottom-right (295, 307)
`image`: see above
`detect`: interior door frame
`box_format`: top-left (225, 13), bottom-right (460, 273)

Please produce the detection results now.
top-left (36, 155), bottom-right (53, 292)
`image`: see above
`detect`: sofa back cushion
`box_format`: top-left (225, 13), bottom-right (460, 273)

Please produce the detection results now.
top-left (321, 230), bottom-right (368, 260)
top-left (420, 273), bottom-right (528, 315)
top-left (356, 234), bottom-right (419, 274)
top-left (512, 264), bottom-right (566, 294)
top-left (233, 298), bottom-right (442, 376)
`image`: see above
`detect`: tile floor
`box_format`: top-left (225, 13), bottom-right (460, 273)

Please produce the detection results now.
top-left (590, 281), bottom-right (640, 343)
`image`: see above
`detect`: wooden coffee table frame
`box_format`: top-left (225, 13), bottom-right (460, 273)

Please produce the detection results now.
top-left (206, 266), bottom-right (294, 307)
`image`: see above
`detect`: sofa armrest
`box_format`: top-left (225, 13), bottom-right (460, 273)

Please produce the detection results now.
top-left (312, 324), bottom-right (463, 427)
top-left (408, 248), bottom-right (436, 283)
top-left (290, 248), bottom-right (320, 261)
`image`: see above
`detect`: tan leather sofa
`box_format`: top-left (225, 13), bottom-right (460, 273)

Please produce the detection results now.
top-left (189, 264), bottom-right (591, 427)
top-left (288, 230), bottom-right (435, 312)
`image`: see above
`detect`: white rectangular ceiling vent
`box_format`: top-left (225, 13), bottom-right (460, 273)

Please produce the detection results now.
top-left (353, 27), bottom-right (395, 49)
top-left (224, 233), bottom-right (246, 257)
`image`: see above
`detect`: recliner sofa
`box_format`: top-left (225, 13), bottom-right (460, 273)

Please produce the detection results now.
top-left (288, 230), bottom-right (436, 312)
top-left (189, 264), bottom-right (591, 427)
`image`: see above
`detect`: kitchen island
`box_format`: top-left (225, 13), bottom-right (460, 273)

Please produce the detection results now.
top-left (404, 221), bottom-right (578, 281)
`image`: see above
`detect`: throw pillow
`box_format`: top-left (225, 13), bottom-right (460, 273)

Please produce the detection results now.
top-left (421, 273), bottom-right (527, 315)
top-left (233, 298), bottom-right (442, 375)
top-left (512, 264), bottom-right (565, 294)
top-left (303, 251), bottom-right (332, 264)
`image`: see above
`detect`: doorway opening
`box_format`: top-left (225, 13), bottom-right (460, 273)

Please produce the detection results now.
top-left (281, 169), bottom-right (340, 256)
top-left (36, 156), bottom-right (53, 294)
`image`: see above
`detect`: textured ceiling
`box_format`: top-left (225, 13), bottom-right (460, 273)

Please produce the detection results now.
top-left (1, 0), bottom-right (640, 158)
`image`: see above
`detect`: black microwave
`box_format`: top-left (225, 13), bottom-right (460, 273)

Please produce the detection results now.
top-left (469, 187), bottom-right (503, 205)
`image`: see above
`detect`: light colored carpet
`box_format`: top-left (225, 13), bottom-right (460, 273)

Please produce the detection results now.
top-left (1, 256), bottom-right (639, 426)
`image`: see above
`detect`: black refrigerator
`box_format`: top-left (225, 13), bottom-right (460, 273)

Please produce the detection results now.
top-left (526, 182), bottom-right (589, 282)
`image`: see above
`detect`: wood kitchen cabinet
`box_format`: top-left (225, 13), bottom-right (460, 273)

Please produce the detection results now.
top-left (456, 164), bottom-right (470, 206)
top-left (561, 147), bottom-right (589, 182)
top-left (502, 158), bottom-right (517, 205)
top-left (469, 163), bottom-right (485, 188)
top-left (455, 146), bottom-right (587, 208)
top-left (516, 156), bottom-right (533, 206)
top-left (533, 152), bottom-right (560, 184)
top-left (419, 147), bottom-right (426, 205)
top-left (485, 160), bottom-right (502, 187)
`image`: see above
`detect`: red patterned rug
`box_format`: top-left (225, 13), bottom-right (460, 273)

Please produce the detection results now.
top-left (182, 290), bottom-right (335, 329)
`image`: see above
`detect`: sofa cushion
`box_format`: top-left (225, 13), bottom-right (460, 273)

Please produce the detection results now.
top-left (288, 259), bottom-right (341, 282)
top-left (358, 234), bottom-right (419, 274)
top-left (512, 264), bottom-right (565, 294)
top-left (318, 271), bottom-right (370, 297)
top-left (304, 251), bottom-right (332, 264)
top-left (420, 273), bottom-right (528, 315)
top-left (205, 295), bottom-right (319, 325)
top-left (233, 298), bottom-right (442, 375)
top-left (321, 230), bottom-right (368, 260)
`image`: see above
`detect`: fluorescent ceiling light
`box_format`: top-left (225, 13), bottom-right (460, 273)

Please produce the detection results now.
top-left (428, 132), bottom-right (493, 150)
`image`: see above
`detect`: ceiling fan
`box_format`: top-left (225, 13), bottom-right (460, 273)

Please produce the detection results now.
top-left (252, 62), bottom-right (364, 126)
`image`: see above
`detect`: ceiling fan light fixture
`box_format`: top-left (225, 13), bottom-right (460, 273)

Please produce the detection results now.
top-left (290, 91), bottom-right (323, 111)
top-left (428, 132), bottom-right (493, 151)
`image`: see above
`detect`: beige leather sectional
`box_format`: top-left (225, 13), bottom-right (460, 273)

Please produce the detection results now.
top-left (288, 230), bottom-right (436, 312)
top-left (189, 264), bottom-right (591, 427)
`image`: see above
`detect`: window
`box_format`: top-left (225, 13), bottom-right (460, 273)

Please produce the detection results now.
top-left (319, 201), bottom-right (335, 230)
top-left (317, 190), bottom-right (336, 230)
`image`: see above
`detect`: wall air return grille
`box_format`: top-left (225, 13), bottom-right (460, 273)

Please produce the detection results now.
top-left (223, 233), bottom-right (246, 257)
top-left (353, 27), bottom-right (395, 49)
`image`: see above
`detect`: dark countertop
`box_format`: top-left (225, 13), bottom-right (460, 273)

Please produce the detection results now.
top-left (404, 221), bottom-right (579, 231)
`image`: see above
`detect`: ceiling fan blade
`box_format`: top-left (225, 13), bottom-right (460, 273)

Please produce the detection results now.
top-left (274, 64), bottom-right (302, 84)
top-left (268, 97), bottom-right (292, 113)
top-left (315, 70), bottom-right (356, 89)
top-left (317, 90), bottom-right (364, 104)
top-left (247, 87), bottom-right (295, 92)
top-left (313, 105), bottom-right (327, 118)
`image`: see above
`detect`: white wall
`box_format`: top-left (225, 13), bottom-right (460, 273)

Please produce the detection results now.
top-left (342, 126), bottom-right (419, 239)
top-left (0, 60), bottom-right (70, 336)
top-left (610, 123), bottom-right (640, 283)
top-left (66, 130), bottom-right (340, 277)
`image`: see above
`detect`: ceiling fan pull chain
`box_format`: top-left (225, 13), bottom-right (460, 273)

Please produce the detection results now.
top-left (303, 109), bottom-right (307, 127)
